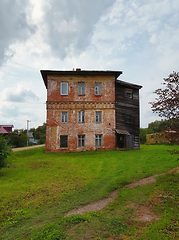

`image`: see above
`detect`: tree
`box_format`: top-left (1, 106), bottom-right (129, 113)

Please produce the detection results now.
top-left (0, 135), bottom-right (12, 169)
top-left (140, 128), bottom-right (153, 144)
top-left (4, 132), bottom-right (28, 148)
top-left (32, 123), bottom-right (46, 144)
top-left (150, 71), bottom-right (179, 120)
top-left (150, 71), bottom-right (179, 150)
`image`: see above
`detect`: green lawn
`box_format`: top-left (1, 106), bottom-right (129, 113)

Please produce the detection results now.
top-left (0, 145), bottom-right (179, 239)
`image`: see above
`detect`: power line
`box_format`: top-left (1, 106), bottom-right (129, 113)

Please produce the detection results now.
top-left (0, 112), bottom-right (26, 122)
top-left (0, 100), bottom-right (46, 105)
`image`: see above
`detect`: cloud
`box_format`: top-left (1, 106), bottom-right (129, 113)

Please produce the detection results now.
top-left (41, 0), bottom-right (115, 59)
top-left (2, 85), bottom-right (40, 103)
top-left (0, 105), bottom-right (24, 118)
top-left (0, 0), bottom-right (36, 66)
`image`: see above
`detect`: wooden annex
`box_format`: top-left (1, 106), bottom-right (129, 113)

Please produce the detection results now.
top-left (41, 69), bottom-right (142, 152)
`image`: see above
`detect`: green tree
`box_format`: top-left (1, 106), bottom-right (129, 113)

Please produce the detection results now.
top-left (33, 123), bottom-right (46, 144)
top-left (0, 135), bottom-right (12, 169)
top-left (140, 128), bottom-right (153, 144)
top-left (150, 71), bottom-right (179, 120)
top-left (150, 71), bottom-right (179, 149)
top-left (4, 133), bottom-right (28, 148)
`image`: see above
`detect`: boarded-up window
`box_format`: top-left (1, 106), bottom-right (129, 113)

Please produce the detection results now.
top-left (60, 135), bottom-right (68, 148)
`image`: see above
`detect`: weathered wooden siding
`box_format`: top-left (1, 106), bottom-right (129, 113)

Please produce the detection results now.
top-left (115, 81), bottom-right (140, 136)
top-left (115, 81), bottom-right (141, 150)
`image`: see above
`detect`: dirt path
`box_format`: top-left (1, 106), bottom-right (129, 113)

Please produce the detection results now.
top-left (65, 167), bottom-right (179, 218)
top-left (12, 144), bottom-right (45, 152)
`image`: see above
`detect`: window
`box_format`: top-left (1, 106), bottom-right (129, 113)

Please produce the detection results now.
top-left (61, 82), bottom-right (68, 95)
top-left (78, 135), bottom-right (85, 147)
top-left (125, 114), bottom-right (133, 124)
top-left (95, 134), bottom-right (102, 146)
top-left (60, 135), bottom-right (68, 148)
top-left (95, 111), bottom-right (102, 123)
top-left (61, 112), bottom-right (68, 123)
top-left (125, 89), bottom-right (133, 99)
top-left (95, 82), bottom-right (101, 95)
top-left (78, 111), bottom-right (85, 123)
top-left (78, 82), bottom-right (85, 95)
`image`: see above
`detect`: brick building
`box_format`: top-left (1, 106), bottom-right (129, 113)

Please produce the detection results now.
top-left (41, 69), bottom-right (142, 152)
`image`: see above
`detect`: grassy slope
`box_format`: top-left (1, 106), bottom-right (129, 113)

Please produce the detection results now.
top-left (0, 145), bottom-right (179, 239)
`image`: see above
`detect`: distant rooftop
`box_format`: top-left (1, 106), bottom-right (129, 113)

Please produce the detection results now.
top-left (0, 125), bottom-right (14, 134)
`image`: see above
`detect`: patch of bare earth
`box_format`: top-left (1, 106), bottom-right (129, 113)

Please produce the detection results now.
top-left (65, 167), bottom-right (179, 219)
top-left (128, 202), bottom-right (159, 222)
top-left (65, 190), bottom-right (119, 217)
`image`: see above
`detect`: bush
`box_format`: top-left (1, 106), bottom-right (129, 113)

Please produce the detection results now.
top-left (0, 135), bottom-right (12, 169)
top-left (4, 133), bottom-right (28, 148)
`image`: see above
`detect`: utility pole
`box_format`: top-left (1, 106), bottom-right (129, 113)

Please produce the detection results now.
top-left (27, 120), bottom-right (31, 146)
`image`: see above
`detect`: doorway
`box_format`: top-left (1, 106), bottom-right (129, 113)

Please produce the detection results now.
top-left (116, 134), bottom-right (125, 149)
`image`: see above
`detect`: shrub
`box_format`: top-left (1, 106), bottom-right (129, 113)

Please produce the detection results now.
top-left (0, 135), bottom-right (12, 169)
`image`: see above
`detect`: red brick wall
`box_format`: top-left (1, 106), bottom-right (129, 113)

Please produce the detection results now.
top-left (46, 75), bottom-right (116, 152)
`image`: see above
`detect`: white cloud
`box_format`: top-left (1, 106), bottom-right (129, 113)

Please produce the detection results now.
top-left (1, 85), bottom-right (40, 103)
top-left (1, 0), bottom-right (179, 129)
top-left (0, 0), bottom-right (36, 66)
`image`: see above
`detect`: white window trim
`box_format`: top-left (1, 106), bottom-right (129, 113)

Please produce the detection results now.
top-left (78, 135), bottom-right (85, 147)
top-left (61, 112), bottom-right (68, 123)
top-left (95, 111), bottom-right (102, 123)
top-left (78, 111), bottom-right (85, 123)
top-left (78, 82), bottom-right (85, 95)
top-left (61, 82), bottom-right (68, 95)
top-left (95, 134), bottom-right (102, 146)
top-left (95, 82), bottom-right (102, 95)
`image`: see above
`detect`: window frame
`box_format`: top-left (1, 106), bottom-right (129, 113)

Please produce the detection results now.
top-left (95, 111), bottom-right (102, 123)
top-left (78, 110), bottom-right (85, 123)
top-left (95, 134), bottom-right (102, 147)
top-left (78, 82), bottom-right (85, 95)
top-left (60, 135), bottom-right (68, 148)
top-left (125, 88), bottom-right (133, 99)
top-left (61, 112), bottom-right (68, 123)
top-left (94, 82), bottom-right (102, 95)
top-left (78, 135), bottom-right (85, 147)
top-left (61, 82), bottom-right (68, 95)
top-left (125, 114), bottom-right (133, 124)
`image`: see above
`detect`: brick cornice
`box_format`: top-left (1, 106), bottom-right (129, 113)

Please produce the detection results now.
top-left (46, 101), bottom-right (115, 110)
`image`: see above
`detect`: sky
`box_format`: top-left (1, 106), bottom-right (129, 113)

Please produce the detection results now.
top-left (1, 0), bottom-right (179, 130)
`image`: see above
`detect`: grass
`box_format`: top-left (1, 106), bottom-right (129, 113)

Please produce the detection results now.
top-left (0, 144), bottom-right (179, 239)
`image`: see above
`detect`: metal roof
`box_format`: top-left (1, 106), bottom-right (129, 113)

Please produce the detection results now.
top-left (0, 125), bottom-right (14, 134)
top-left (41, 69), bottom-right (123, 88)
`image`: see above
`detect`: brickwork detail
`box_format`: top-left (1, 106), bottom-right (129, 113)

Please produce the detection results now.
top-left (47, 101), bottom-right (115, 110)
top-left (45, 74), bottom-right (116, 152)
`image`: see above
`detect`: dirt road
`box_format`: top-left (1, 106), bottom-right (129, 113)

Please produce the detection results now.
top-left (12, 144), bottom-right (45, 152)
